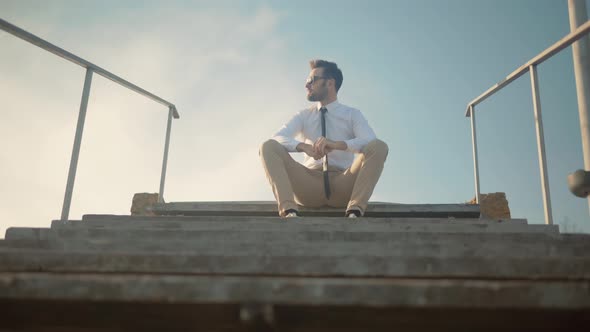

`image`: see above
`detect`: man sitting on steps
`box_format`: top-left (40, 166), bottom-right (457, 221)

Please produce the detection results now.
top-left (260, 59), bottom-right (388, 218)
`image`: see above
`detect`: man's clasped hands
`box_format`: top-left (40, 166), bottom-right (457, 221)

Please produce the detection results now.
top-left (298, 137), bottom-right (346, 160)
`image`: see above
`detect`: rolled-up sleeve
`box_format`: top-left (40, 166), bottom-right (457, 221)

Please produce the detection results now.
top-left (344, 109), bottom-right (376, 153)
top-left (271, 111), bottom-right (304, 152)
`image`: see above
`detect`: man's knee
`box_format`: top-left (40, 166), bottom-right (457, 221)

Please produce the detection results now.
top-left (259, 139), bottom-right (283, 157)
top-left (363, 139), bottom-right (389, 159)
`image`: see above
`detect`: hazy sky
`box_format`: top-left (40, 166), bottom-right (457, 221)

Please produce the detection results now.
top-left (1, 0), bottom-right (590, 237)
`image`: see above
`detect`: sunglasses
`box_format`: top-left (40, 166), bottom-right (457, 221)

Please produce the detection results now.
top-left (306, 76), bottom-right (330, 85)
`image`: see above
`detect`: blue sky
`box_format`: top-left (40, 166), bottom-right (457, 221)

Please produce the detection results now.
top-left (1, 0), bottom-right (589, 235)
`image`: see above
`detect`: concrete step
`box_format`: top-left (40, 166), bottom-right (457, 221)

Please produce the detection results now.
top-left (1, 292), bottom-right (588, 332)
top-left (152, 201), bottom-right (481, 218)
top-left (59, 224), bottom-right (552, 235)
top-left (3, 228), bottom-right (588, 258)
top-left (81, 214), bottom-right (526, 225)
top-left (0, 250), bottom-right (588, 279)
top-left (6, 226), bottom-right (563, 243)
top-left (62, 216), bottom-right (538, 234)
top-left (1, 273), bottom-right (588, 310)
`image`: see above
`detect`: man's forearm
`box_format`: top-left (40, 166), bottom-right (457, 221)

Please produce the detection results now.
top-left (296, 143), bottom-right (311, 152)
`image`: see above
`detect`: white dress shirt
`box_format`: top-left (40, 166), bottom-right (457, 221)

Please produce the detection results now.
top-left (272, 100), bottom-right (377, 170)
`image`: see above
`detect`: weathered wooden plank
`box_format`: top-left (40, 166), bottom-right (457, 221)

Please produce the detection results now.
top-left (151, 201), bottom-right (481, 218)
top-left (0, 250), bottom-right (589, 279)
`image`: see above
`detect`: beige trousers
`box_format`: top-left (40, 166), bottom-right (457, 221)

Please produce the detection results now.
top-left (259, 139), bottom-right (388, 217)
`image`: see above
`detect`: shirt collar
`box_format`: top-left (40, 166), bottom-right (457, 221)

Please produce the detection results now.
top-left (317, 100), bottom-right (340, 113)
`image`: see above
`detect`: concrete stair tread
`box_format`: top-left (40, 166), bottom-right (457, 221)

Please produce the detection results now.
top-left (152, 201), bottom-right (480, 218)
top-left (5, 226), bottom-right (565, 244)
top-left (78, 215), bottom-right (527, 226)
top-left (0, 250), bottom-right (589, 279)
top-left (0, 204), bottom-right (587, 331)
top-left (2, 231), bottom-right (588, 258)
top-left (59, 217), bottom-right (540, 234)
top-left (1, 272), bottom-right (588, 309)
top-left (3, 194), bottom-right (587, 332)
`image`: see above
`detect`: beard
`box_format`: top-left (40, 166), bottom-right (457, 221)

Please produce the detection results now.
top-left (306, 83), bottom-right (328, 102)
top-left (307, 93), bottom-right (321, 102)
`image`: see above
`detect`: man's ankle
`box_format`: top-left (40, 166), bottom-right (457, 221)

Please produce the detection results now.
top-left (284, 209), bottom-right (300, 218)
top-left (345, 209), bottom-right (361, 217)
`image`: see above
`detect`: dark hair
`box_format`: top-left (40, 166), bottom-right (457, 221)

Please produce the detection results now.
top-left (309, 59), bottom-right (343, 92)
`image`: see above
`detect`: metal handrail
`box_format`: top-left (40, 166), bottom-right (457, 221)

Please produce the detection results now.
top-left (465, 19), bottom-right (590, 117)
top-left (0, 18), bottom-right (179, 219)
top-left (465, 17), bottom-right (590, 225)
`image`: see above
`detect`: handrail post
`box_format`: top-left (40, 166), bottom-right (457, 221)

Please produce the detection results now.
top-left (1, 19), bottom-right (180, 216)
top-left (529, 65), bottom-right (554, 225)
top-left (568, 0), bottom-right (590, 214)
top-left (158, 107), bottom-right (174, 203)
top-left (60, 68), bottom-right (93, 220)
top-left (469, 105), bottom-right (481, 204)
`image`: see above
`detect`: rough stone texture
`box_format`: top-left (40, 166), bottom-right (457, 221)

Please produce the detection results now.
top-left (2, 273), bottom-right (590, 309)
top-left (7, 226), bottom-right (590, 258)
top-left (1, 250), bottom-right (589, 279)
top-left (78, 215), bottom-right (527, 226)
top-left (59, 217), bottom-right (534, 232)
top-left (130, 193), bottom-right (158, 216)
top-left (3, 203), bottom-right (590, 331)
top-left (468, 192), bottom-right (511, 219)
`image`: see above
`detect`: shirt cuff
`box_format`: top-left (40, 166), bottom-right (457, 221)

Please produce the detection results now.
top-left (344, 139), bottom-right (362, 153)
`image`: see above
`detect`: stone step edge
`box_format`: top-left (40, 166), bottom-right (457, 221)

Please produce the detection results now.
top-left (0, 273), bottom-right (588, 309)
top-left (1, 240), bottom-right (587, 259)
top-left (78, 215), bottom-right (527, 225)
top-left (5, 226), bottom-right (563, 241)
top-left (0, 251), bottom-right (588, 279)
top-left (46, 223), bottom-right (551, 234)
top-left (53, 219), bottom-right (539, 233)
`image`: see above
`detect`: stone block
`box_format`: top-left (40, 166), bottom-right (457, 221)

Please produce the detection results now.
top-left (130, 193), bottom-right (159, 216)
top-left (468, 192), bottom-right (511, 219)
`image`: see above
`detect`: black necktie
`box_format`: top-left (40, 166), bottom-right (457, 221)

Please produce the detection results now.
top-left (320, 107), bottom-right (331, 199)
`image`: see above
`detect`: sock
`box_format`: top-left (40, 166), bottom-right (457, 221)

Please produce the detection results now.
top-left (285, 209), bottom-right (299, 216)
top-left (346, 209), bottom-right (361, 217)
